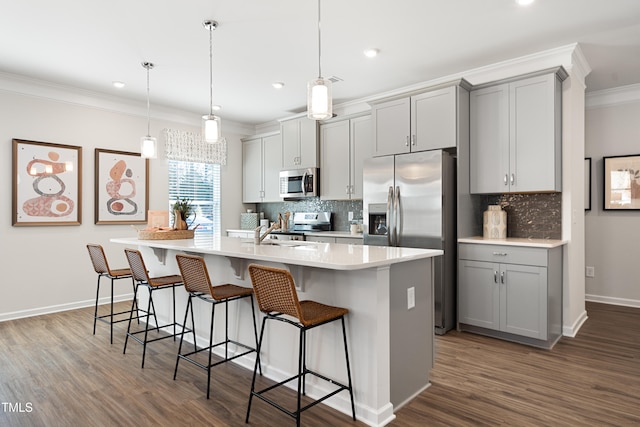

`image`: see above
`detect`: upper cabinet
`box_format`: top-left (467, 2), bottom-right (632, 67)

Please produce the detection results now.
top-left (320, 115), bottom-right (372, 200)
top-left (281, 116), bottom-right (319, 169)
top-left (242, 132), bottom-right (282, 203)
top-left (370, 83), bottom-right (469, 157)
top-left (470, 69), bottom-right (566, 194)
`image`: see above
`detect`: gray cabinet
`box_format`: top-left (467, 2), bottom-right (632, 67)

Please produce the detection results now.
top-left (320, 115), bottom-right (372, 200)
top-left (470, 69), bottom-right (565, 194)
top-left (281, 116), bottom-right (318, 169)
top-left (458, 242), bottom-right (563, 349)
top-left (370, 83), bottom-right (468, 157)
top-left (242, 132), bottom-right (282, 203)
top-left (306, 235), bottom-right (363, 245)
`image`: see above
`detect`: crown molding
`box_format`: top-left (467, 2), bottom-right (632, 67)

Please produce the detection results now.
top-left (586, 83), bottom-right (640, 109)
top-left (0, 71), bottom-right (254, 136)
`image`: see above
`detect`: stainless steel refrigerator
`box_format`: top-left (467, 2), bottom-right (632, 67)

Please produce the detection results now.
top-left (363, 149), bottom-right (456, 335)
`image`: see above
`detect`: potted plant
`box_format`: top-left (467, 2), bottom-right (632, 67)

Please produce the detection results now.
top-left (172, 197), bottom-right (195, 230)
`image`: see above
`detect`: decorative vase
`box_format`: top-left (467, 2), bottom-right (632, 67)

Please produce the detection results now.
top-left (483, 205), bottom-right (507, 239)
top-left (173, 209), bottom-right (188, 230)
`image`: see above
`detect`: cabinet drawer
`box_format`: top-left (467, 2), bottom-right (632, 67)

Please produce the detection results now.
top-left (459, 243), bottom-right (548, 267)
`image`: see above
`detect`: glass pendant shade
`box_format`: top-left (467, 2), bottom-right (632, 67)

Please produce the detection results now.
top-left (307, 78), bottom-right (332, 120)
top-left (140, 136), bottom-right (157, 159)
top-left (202, 114), bottom-right (221, 143)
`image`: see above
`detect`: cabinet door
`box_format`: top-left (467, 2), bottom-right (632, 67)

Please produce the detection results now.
top-left (350, 115), bottom-right (372, 199)
top-left (509, 74), bottom-right (560, 192)
top-left (298, 117), bottom-right (318, 169)
top-left (242, 137), bottom-right (263, 203)
top-left (372, 97), bottom-right (410, 157)
top-left (262, 133), bottom-right (283, 202)
top-left (281, 119), bottom-right (300, 169)
top-left (320, 120), bottom-right (351, 200)
top-left (500, 264), bottom-right (548, 339)
top-left (458, 260), bottom-right (500, 330)
top-left (470, 84), bottom-right (509, 194)
top-left (306, 236), bottom-right (335, 243)
top-left (412, 86), bottom-right (457, 151)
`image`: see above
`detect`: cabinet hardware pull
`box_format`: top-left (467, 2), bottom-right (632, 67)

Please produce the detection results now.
top-left (494, 271), bottom-right (498, 283)
top-left (504, 174), bottom-right (508, 185)
top-left (411, 135), bottom-right (416, 146)
top-left (346, 185), bottom-right (350, 194)
top-left (492, 252), bottom-right (508, 256)
top-left (510, 173), bottom-right (515, 185)
top-left (501, 271), bottom-right (505, 284)
top-left (405, 136), bottom-right (410, 147)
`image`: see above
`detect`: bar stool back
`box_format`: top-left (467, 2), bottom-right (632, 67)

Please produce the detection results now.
top-left (174, 254), bottom-right (260, 399)
top-left (86, 244), bottom-right (138, 344)
top-left (246, 263), bottom-right (356, 426)
top-left (123, 248), bottom-right (188, 368)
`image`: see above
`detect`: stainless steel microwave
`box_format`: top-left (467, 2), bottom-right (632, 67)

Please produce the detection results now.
top-left (279, 168), bottom-right (318, 199)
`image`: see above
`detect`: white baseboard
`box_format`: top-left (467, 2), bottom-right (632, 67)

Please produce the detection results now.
top-left (585, 294), bottom-right (640, 308)
top-left (0, 293), bottom-right (134, 323)
top-left (563, 309), bottom-right (588, 338)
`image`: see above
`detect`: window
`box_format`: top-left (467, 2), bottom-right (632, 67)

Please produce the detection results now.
top-left (168, 160), bottom-right (220, 235)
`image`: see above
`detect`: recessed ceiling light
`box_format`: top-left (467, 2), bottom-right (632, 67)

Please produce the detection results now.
top-left (516, 0), bottom-right (534, 6)
top-left (364, 48), bottom-right (379, 58)
top-left (272, 82), bottom-right (285, 89)
top-left (112, 81), bottom-right (125, 88)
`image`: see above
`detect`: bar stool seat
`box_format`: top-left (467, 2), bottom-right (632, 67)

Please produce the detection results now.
top-left (174, 254), bottom-right (261, 399)
top-left (123, 248), bottom-right (189, 368)
top-left (246, 263), bottom-right (356, 426)
top-left (86, 244), bottom-right (141, 344)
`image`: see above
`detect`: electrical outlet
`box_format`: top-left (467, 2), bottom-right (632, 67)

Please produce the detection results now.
top-left (586, 266), bottom-right (595, 277)
top-left (348, 211), bottom-right (354, 221)
top-left (407, 287), bottom-right (415, 310)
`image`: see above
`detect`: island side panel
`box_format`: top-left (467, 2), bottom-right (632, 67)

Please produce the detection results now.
top-left (389, 258), bottom-right (434, 409)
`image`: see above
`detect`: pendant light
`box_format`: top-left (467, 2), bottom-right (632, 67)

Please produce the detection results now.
top-left (140, 62), bottom-right (157, 159)
top-left (202, 20), bottom-right (221, 143)
top-left (307, 0), bottom-right (332, 120)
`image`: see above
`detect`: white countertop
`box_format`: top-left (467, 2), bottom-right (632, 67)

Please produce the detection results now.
top-left (226, 229), bottom-right (363, 239)
top-left (112, 235), bottom-right (441, 271)
top-left (458, 236), bottom-right (567, 248)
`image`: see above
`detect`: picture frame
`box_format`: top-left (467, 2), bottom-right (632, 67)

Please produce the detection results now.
top-left (95, 148), bottom-right (149, 224)
top-left (603, 154), bottom-right (640, 210)
top-left (585, 157), bottom-right (591, 211)
top-left (12, 139), bottom-right (82, 226)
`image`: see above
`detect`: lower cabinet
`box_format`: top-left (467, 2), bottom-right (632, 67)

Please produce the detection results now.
top-left (306, 235), bottom-right (363, 245)
top-left (458, 243), bottom-right (563, 348)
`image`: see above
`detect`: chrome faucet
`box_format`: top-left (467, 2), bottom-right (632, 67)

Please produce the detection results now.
top-left (254, 223), bottom-right (280, 245)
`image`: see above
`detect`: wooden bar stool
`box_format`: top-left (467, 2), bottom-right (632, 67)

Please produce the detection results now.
top-left (246, 264), bottom-right (356, 426)
top-left (86, 244), bottom-right (140, 344)
top-left (123, 248), bottom-right (188, 368)
top-left (174, 254), bottom-right (261, 399)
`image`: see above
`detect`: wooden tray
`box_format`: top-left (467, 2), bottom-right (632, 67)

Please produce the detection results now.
top-left (137, 229), bottom-right (195, 240)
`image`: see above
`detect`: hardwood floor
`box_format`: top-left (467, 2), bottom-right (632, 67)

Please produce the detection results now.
top-left (0, 301), bottom-right (638, 426)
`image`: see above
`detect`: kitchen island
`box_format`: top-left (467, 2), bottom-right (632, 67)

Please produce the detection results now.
top-left (111, 234), bottom-right (442, 427)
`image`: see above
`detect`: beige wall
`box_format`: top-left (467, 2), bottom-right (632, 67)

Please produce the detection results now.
top-left (585, 87), bottom-right (640, 307)
top-left (0, 88), bottom-right (249, 320)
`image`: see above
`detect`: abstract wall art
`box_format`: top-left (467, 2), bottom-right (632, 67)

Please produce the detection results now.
top-left (12, 139), bottom-right (82, 226)
top-left (603, 154), bottom-right (640, 210)
top-left (95, 148), bottom-right (148, 224)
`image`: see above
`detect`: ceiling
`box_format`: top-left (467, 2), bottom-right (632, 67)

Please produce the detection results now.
top-left (2, 0), bottom-right (640, 126)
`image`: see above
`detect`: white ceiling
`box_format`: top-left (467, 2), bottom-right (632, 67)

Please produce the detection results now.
top-left (2, 0), bottom-right (640, 126)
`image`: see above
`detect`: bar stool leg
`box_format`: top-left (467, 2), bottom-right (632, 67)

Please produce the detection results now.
top-left (110, 278), bottom-right (115, 344)
top-left (249, 297), bottom-right (262, 376)
top-left (206, 302), bottom-right (217, 399)
top-left (342, 317), bottom-right (356, 420)
top-left (93, 275), bottom-right (101, 336)
top-left (140, 288), bottom-right (154, 368)
top-left (246, 316), bottom-right (268, 423)
top-left (123, 283), bottom-right (140, 354)
top-left (131, 279), bottom-right (140, 325)
top-left (296, 328), bottom-right (305, 427)
top-left (174, 295), bottom-right (193, 380)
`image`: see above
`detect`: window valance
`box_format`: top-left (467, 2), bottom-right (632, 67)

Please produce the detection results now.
top-left (163, 128), bottom-right (227, 165)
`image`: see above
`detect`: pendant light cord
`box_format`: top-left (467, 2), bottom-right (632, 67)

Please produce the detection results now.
top-left (317, 0), bottom-right (322, 79)
top-left (209, 23), bottom-right (214, 116)
top-left (143, 62), bottom-right (153, 137)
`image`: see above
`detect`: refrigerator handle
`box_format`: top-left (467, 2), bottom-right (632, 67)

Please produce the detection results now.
top-left (395, 186), bottom-right (402, 247)
top-left (387, 186), bottom-right (394, 246)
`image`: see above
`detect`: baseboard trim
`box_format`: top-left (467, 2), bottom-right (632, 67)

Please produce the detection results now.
top-left (563, 309), bottom-right (588, 338)
top-left (585, 294), bottom-right (640, 308)
top-left (0, 293), bottom-right (134, 323)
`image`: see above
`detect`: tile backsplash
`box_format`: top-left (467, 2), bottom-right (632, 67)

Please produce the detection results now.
top-left (471, 193), bottom-right (562, 239)
top-left (257, 199), bottom-right (363, 232)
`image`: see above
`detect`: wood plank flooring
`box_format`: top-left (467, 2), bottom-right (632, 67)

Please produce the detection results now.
top-left (0, 301), bottom-right (638, 426)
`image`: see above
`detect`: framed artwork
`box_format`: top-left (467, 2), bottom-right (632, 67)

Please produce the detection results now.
top-left (95, 148), bottom-right (149, 224)
top-left (585, 158), bottom-right (591, 211)
top-left (12, 139), bottom-right (82, 226)
top-left (603, 154), bottom-right (640, 210)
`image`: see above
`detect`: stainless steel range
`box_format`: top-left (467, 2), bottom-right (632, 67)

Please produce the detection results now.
top-left (268, 212), bottom-right (331, 241)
